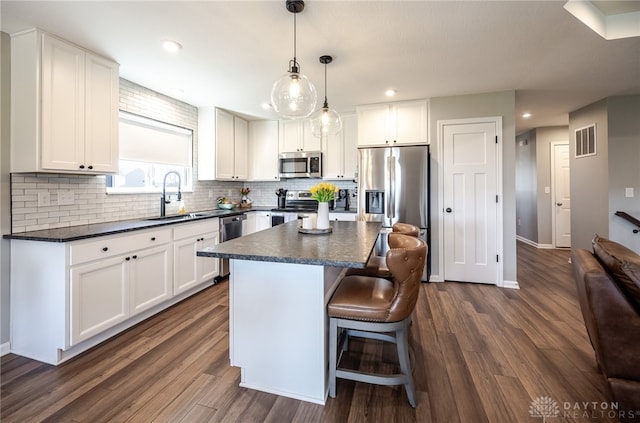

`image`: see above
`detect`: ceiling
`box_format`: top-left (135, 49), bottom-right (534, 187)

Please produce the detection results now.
top-left (2, 0), bottom-right (639, 134)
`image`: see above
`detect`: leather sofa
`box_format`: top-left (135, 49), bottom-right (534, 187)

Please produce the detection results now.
top-left (571, 235), bottom-right (640, 420)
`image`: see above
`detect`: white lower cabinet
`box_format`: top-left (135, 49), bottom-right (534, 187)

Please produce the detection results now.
top-left (173, 219), bottom-right (219, 295)
top-left (69, 229), bottom-right (172, 345)
top-left (243, 211), bottom-right (257, 235)
top-left (242, 211), bottom-right (273, 235)
top-left (130, 244), bottom-right (172, 315)
top-left (70, 255), bottom-right (128, 345)
top-left (254, 211), bottom-right (272, 232)
top-left (10, 220), bottom-right (219, 365)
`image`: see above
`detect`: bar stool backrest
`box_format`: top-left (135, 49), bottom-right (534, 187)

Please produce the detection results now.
top-left (385, 233), bottom-right (427, 322)
top-left (392, 222), bottom-right (420, 238)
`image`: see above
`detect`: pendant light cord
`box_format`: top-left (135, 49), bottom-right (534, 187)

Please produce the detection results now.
top-left (323, 62), bottom-right (329, 107)
top-left (290, 12), bottom-right (299, 73)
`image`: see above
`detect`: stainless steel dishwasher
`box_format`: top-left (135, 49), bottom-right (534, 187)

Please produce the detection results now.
top-left (219, 213), bottom-right (247, 278)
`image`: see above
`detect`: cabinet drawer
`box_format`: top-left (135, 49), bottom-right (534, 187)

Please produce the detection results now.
top-left (173, 218), bottom-right (219, 241)
top-left (70, 228), bottom-right (171, 265)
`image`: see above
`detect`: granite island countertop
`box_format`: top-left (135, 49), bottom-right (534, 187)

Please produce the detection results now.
top-left (197, 220), bottom-right (381, 268)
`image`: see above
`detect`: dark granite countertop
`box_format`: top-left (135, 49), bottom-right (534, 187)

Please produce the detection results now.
top-left (197, 220), bottom-right (381, 268)
top-left (3, 208), bottom-right (254, 242)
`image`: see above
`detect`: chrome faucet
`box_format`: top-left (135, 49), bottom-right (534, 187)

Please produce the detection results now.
top-left (160, 171), bottom-right (182, 217)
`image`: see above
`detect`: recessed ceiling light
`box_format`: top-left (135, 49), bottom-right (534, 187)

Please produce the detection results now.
top-left (385, 89), bottom-right (396, 97)
top-left (161, 39), bottom-right (182, 53)
top-left (522, 112), bottom-right (532, 118)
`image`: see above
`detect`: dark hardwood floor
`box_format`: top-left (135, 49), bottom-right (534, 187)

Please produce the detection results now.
top-left (1, 242), bottom-right (626, 422)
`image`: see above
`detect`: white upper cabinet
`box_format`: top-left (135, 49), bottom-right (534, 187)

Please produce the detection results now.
top-left (323, 113), bottom-right (357, 180)
top-left (357, 100), bottom-right (428, 147)
top-left (11, 29), bottom-right (119, 174)
top-left (215, 109), bottom-right (248, 181)
top-left (198, 108), bottom-right (248, 181)
top-left (249, 120), bottom-right (280, 181)
top-left (279, 119), bottom-right (321, 152)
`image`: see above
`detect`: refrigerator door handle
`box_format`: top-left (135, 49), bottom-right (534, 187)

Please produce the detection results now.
top-left (389, 154), bottom-right (396, 219)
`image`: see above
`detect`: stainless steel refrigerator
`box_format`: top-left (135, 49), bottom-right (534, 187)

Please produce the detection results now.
top-left (357, 145), bottom-right (431, 281)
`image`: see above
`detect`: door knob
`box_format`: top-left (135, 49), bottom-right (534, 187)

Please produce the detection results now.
top-left (446, 208), bottom-right (452, 213)
top-left (556, 202), bottom-right (563, 206)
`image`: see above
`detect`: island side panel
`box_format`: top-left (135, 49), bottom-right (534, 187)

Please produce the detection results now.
top-left (229, 259), bottom-right (330, 405)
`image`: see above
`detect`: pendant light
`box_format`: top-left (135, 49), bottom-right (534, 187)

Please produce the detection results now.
top-left (270, 0), bottom-right (317, 119)
top-left (310, 55), bottom-right (342, 138)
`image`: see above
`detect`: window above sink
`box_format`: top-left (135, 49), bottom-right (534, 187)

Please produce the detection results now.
top-left (106, 111), bottom-right (194, 194)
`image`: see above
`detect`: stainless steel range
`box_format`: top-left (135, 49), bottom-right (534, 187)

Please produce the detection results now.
top-left (271, 190), bottom-right (318, 226)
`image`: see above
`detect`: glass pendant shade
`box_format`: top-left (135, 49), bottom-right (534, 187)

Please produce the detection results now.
top-left (310, 105), bottom-right (342, 137)
top-left (271, 71), bottom-right (317, 119)
top-left (310, 54), bottom-right (341, 137)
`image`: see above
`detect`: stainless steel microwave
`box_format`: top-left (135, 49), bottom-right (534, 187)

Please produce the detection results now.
top-left (279, 151), bottom-right (322, 178)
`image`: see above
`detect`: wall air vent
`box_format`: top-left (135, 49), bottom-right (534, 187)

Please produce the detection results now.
top-left (575, 124), bottom-right (596, 158)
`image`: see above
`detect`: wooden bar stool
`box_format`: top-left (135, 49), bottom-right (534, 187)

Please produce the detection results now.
top-left (328, 233), bottom-right (427, 407)
top-left (345, 222), bottom-right (421, 279)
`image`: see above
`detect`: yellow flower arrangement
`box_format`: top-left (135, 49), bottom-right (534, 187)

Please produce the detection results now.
top-left (309, 182), bottom-right (339, 202)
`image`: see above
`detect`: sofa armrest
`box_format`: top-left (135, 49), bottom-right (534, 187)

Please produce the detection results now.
top-left (571, 249), bottom-right (604, 359)
top-left (584, 271), bottom-right (640, 381)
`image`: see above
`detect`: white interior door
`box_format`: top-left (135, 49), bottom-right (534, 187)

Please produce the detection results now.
top-left (442, 121), bottom-right (499, 284)
top-left (552, 143), bottom-right (571, 248)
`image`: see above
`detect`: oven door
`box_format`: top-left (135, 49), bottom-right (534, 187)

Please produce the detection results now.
top-left (271, 212), bottom-right (285, 226)
top-left (272, 212), bottom-right (298, 226)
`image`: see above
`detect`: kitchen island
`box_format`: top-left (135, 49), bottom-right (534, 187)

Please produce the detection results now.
top-left (197, 220), bottom-right (381, 404)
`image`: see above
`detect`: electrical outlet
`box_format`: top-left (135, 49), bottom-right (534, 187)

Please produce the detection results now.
top-left (37, 192), bottom-right (51, 207)
top-left (58, 190), bottom-right (75, 206)
top-left (625, 187), bottom-right (634, 198)
top-left (544, 186), bottom-right (550, 194)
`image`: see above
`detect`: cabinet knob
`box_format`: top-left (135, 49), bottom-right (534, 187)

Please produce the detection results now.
top-left (88, 165), bottom-right (93, 170)
top-left (446, 208), bottom-right (452, 213)
top-left (102, 247), bottom-right (109, 252)
top-left (132, 255), bottom-right (137, 259)
top-left (393, 140), bottom-right (397, 144)
top-left (79, 165), bottom-right (85, 169)
top-left (151, 237), bottom-right (156, 241)
top-left (125, 257), bottom-right (131, 261)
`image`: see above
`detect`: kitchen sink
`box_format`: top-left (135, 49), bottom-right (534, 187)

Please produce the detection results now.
top-left (145, 212), bottom-right (211, 222)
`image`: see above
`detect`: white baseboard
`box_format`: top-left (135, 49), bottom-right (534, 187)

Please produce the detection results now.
top-left (427, 274), bottom-right (444, 282)
top-left (500, 279), bottom-right (520, 289)
top-left (516, 235), bottom-right (553, 249)
top-left (537, 243), bottom-right (554, 249)
top-left (1, 342), bottom-right (10, 356)
top-left (516, 235), bottom-right (537, 247)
